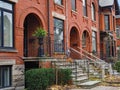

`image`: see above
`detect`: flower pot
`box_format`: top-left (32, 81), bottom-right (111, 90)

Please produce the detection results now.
top-left (38, 37), bottom-right (44, 57)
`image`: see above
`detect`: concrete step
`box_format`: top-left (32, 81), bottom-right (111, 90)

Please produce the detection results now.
top-left (72, 69), bottom-right (83, 73)
top-left (77, 80), bottom-right (101, 89)
top-left (71, 73), bottom-right (87, 77)
top-left (72, 76), bottom-right (88, 82)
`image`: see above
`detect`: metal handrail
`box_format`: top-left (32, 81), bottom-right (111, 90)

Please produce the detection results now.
top-left (77, 47), bottom-right (104, 62)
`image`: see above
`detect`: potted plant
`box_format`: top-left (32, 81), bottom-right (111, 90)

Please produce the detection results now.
top-left (32, 27), bottom-right (47, 38)
top-left (32, 27), bottom-right (47, 57)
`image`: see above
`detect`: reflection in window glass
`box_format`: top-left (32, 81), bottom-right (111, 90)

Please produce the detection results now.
top-left (71, 0), bottom-right (76, 11)
top-left (92, 31), bottom-right (97, 52)
top-left (54, 0), bottom-right (62, 5)
top-left (54, 18), bottom-right (64, 52)
top-left (3, 12), bottom-right (13, 47)
top-left (91, 3), bottom-right (95, 20)
top-left (104, 15), bottom-right (110, 30)
top-left (0, 1), bottom-right (13, 48)
top-left (82, 32), bottom-right (87, 47)
top-left (83, 0), bottom-right (87, 16)
top-left (0, 66), bottom-right (11, 88)
top-left (0, 1), bottom-right (12, 10)
top-left (3, 67), bottom-right (10, 87)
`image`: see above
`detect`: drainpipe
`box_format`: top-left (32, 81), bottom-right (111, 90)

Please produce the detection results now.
top-left (66, 0), bottom-right (69, 55)
top-left (47, 0), bottom-right (51, 56)
top-left (98, 0), bottom-right (101, 58)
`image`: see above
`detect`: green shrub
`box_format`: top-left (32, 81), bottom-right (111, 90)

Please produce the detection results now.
top-left (58, 69), bottom-right (72, 85)
top-left (25, 68), bottom-right (72, 90)
top-left (25, 68), bottom-right (55, 90)
top-left (114, 61), bottom-right (120, 72)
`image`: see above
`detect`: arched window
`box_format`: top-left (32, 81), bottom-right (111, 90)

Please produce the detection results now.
top-left (82, 31), bottom-right (87, 47)
top-left (83, 0), bottom-right (87, 16)
top-left (71, 0), bottom-right (76, 11)
top-left (91, 3), bottom-right (95, 21)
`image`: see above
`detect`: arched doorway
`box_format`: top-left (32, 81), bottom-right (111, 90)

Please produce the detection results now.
top-left (82, 30), bottom-right (90, 52)
top-left (70, 27), bottom-right (80, 58)
top-left (24, 13), bottom-right (42, 57)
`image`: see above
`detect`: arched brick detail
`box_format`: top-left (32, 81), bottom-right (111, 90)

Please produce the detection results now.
top-left (17, 7), bottom-right (47, 30)
top-left (91, 0), bottom-right (98, 12)
top-left (81, 26), bottom-right (91, 40)
top-left (81, 27), bottom-right (92, 52)
top-left (68, 22), bottom-right (82, 37)
top-left (68, 22), bottom-right (82, 48)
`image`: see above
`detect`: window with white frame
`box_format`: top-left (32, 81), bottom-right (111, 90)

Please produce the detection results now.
top-left (91, 3), bottom-right (95, 21)
top-left (71, 0), bottom-right (76, 11)
top-left (0, 66), bottom-right (12, 88)
top-left (92, 31), bottom-right (97, 53)
top-left (54, 18), bottom-right (64, 52)
top-left (54, 0), bottom-right (63, 5)
top-left (83, 0), bottom-right (87, 16)
top-left (0, 1), bottom-right (14, 48)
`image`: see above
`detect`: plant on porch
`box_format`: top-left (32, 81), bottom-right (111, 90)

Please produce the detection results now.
top-left (32, 27), bottom-right (47, 57)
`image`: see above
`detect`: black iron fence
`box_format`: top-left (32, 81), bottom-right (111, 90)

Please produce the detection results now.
top-left (43, 37), bottom-right (65, 57)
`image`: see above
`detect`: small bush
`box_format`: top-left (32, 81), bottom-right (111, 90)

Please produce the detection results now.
top-left (114, 61), bottom-right (120, 72)
top-left (58, 69), bottom-right (72, 85)
top-left (25, 68), bottom-right (72, 90)
top-left (25, 68), bottom-right (55, 90)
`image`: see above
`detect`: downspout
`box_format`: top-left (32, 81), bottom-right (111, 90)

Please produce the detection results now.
top-left (66, 0), bottom-right (69, 55)
top-left (47, 0), bottom-right (51, 56)
top-left (98, 0), bottom-right (101, 58)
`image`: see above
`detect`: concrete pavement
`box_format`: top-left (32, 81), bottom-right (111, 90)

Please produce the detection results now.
top-left (70, 86), bottom-right (120, 90)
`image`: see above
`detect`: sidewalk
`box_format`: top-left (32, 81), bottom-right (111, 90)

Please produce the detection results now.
top-left (70, 86), bottom-right (120, 90)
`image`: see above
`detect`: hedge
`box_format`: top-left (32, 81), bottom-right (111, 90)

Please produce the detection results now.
top-left (58, 69), bottom-right (72, 85)
top-left (25, 68), bottom-right (72, 90)
top-left (25, 68), bottom-right (55, 90)
top-left (114, 61), bottom-right (120, 72)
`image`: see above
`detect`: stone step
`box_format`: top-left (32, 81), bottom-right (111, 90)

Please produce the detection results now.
top-left (72, 76), bottom-right (88, 82)
top-left (77, 80), bottom-right (101, 89)
top-left (72, 69), bottom-right (83, 73)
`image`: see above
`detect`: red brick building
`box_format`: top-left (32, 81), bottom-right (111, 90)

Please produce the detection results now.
top-left (116, 15), bottom-right (120, 60)
top-left (99, 0), bottom-right (118, 62)
top-left (0, 0), bottom-right (119, 89)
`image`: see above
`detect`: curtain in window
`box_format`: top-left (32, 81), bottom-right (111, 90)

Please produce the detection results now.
top-left (54, 18), bottom-right (64, 52)
top-left (92, 31), bottom-right (97, 52)
top-left (71, 0), bottom-right (76, 11)
top-left (91, 3), bottom-right (95, 20)
top-left (3, 12), bottom-right (13, 47)
top-left (83, 0), bottom-right (87, 16)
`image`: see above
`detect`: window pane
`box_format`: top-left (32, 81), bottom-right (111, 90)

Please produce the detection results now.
top-left (83, 0), bottom-right (87, 16)
top-left (91, 4), bottom-right (95, 20)
top-left (54, 18), bottom-right (64, 52)
top-left (104, 15), bottom-right (110, 30)
top-left (92, 32), bottom-right (97, 52)
top-left (0, 1), bottom-right (12, 10)
top-left (3, 12), bottom-right (13, 47)
top-left (71, 0), bottom-right (76, 11)
top-left (83, 0), bottom-right (85, 6)
top-left (0, 11), bottom-right (1, 46)
top-left (54, 0), bottom-right (62, 5)
top-left (3, 67), bottom-right (10, 87)
top-left (82, 32), bottom-right (86, 46)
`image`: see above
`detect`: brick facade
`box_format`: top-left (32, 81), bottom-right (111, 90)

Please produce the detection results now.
top-left (0, 0), bottom-right (119, 89)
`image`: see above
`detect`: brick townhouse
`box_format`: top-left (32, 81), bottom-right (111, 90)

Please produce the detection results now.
top-left (0, 0), bottom-right (119, 90)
